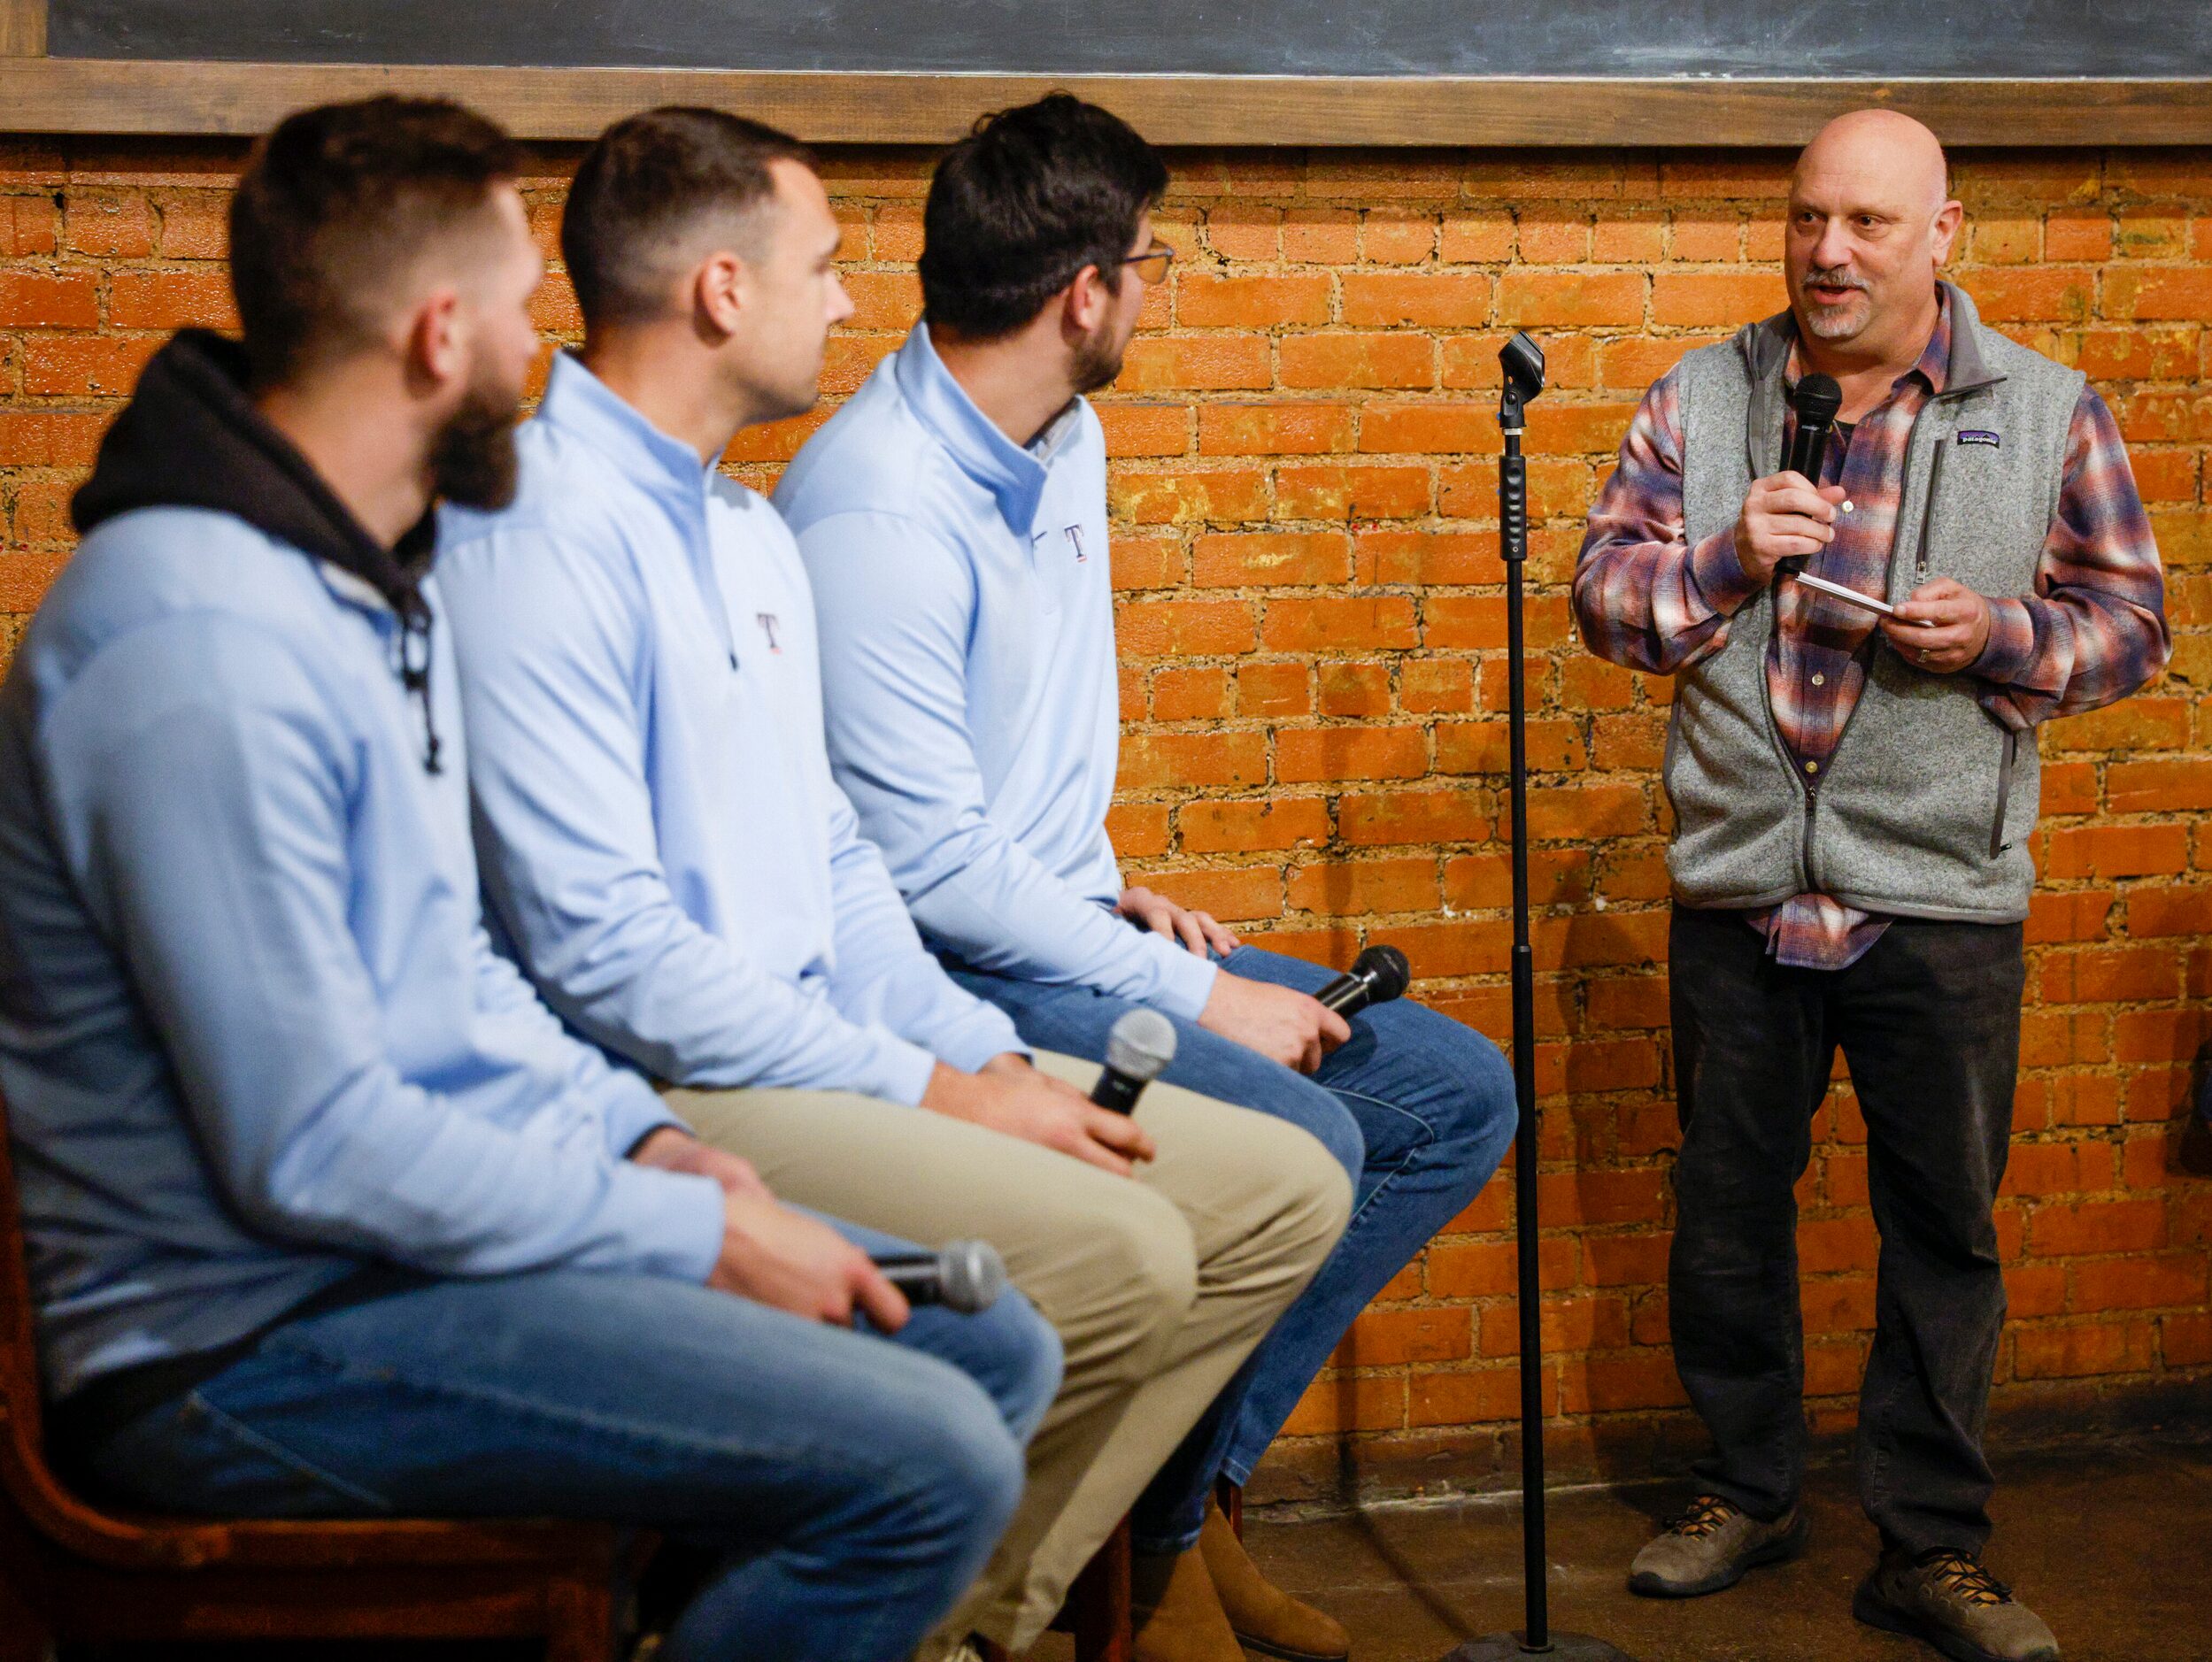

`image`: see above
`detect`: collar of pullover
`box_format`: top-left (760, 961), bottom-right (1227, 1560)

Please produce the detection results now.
top-left (537, 350), bottom-right (717, 506)
top-left (893, 321), bottom-right (1083, 542)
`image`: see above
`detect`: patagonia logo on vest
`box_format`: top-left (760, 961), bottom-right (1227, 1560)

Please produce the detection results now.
top-left (1957, 429), bottom-right (2000, 448)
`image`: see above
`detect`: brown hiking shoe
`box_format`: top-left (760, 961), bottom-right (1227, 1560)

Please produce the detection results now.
top-left (1627, 1493), bottom-right (1805, 1597)
top-left (1854, 1548), bottom-right (2060, 1662)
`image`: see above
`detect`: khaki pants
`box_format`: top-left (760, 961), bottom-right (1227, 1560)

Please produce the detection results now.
top-left (666, 1051), bottom-right (1350, 1649)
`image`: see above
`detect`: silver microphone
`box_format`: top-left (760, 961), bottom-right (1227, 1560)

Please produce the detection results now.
top-left (1091, 1008), bottom-right (1178, 1114)
top-left (875, 1239), bottom-right (1008, 1313)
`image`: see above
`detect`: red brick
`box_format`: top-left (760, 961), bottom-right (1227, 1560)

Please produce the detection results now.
top-left (1288, 858), bottom-right (1438, 916)
top-left (1116, 731), bottom-right (1269, 792)
top-left (1318, 659), bottom-right (1392, 717)
top-left (2026, 1198), bottom-right (2169, 1258)
top-left (1261, 596), bottom-right (1420, 654)
top-left (1137, 866), bottom-right (1283, 924)
top-left (1276, 726), bottom-right (1428, 783)
top-left (2125, 887), bottom-right (2212, 938)
top-left (2014, 1320), bottom-right (2152, 1380)
top-left (2041, 823), bottom-right (2189, 881)
top-left (1115, 335), bottom-right (1272, 392)
top-left (1339, 272), bottom-right (1495, 327)
top-left (1235, 661), bottom-right (1310, 717)
top-left (1191, 531), bottom-right (1350, 588)
top-left (1108, 468), bottom-right (1269, 526)
top-left (1338, 789), bottom-right (1490, 847)
top-left (1106, 803), bottom-right (1169, 858)
top-left (1115, 597), bottom-right (1256, 657)
top-left (1278, 332), bottom-right (1437, 390)
top-left (2103, 268), bottom-right (2212, 322)
top-left (1444, 849), bottom-right (1591, 911)
top-left (2071, 1251), bottom-right (2208, 1312)
top-left (1408, 1369), bottom-right (1522, 1427)
top-left (1358, 404), bottom-right (1496, 455)
top-left (1649, 270), bottom-right (1788, 326)
top-left (1196, 403), bottom-right (1353, 456)
top-left (1274, 463), bottom-right (1430, 521)
top-left (1334, 1306), bottom-right (1472, 1367)
top-left (1148, 666), bottom-right (1229, 722)
top-left (1096, 403), bottom-right (1191, 458)
top-left (0, 271), bottom-right (99, 329)
top-left (1179, 797), bottom-right (1330, 854)
top-left (1496, 271), bottom-right (1646, 328)
top-left (1175, 273), bottom-right (1333, 327)
top-left (2165, 1312), bottom-right (2212, 1367)
top-left (1434, 719), bottom-right (1584, 775)
top-left (1282, 1374), bottom-right (1407, 1436)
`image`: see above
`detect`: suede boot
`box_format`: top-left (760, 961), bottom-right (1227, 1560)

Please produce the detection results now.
top-left (1132, 1542), bottom-right (1246, 1662)
top-left (1199, 1499), bottom-right (1351, 1661)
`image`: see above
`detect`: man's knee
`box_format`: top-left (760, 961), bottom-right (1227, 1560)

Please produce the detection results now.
top-left (1032, 1181), bottom-right (1201, 1367)
top-left (859, 1366), bottom-right (1029, 1554)
top-left (965, 1288), bottom-right (1066, 1444)
top-left (1240, 1110), bottom-right (1357, 1270)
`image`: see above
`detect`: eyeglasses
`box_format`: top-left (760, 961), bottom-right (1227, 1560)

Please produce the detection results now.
top-left (1118, 241), bottom-right (1175, 281)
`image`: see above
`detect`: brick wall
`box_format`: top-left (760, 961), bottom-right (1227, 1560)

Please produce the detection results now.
top-left (2, 137), bottom-right (2208, 1497)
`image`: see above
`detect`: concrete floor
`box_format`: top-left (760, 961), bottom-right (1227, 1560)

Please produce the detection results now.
top-left (1057, 1433), bottom-right (2212, 1662)
top-left (65, 1434), bottom-right (2212, 1660)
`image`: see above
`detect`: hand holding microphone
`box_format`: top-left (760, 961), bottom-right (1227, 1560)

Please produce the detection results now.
top-left (872, 1239), bottom-right (1008, 1313)
top-left (1314, 944), bottom-right (1412, 1016)
top-left (921, 1053), bottom-right (1157, 1176)
top-left (1732, 372), bottom-right (1849, 586)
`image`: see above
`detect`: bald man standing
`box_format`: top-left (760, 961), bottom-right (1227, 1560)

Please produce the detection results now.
top-left (1576, 112), bottom-right (2165, 1662)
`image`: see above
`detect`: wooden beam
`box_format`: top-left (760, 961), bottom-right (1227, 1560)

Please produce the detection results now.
top-left (0, 60), bottom-right (2206, 146)
top-left (0, 0), bottom-right (47, 58)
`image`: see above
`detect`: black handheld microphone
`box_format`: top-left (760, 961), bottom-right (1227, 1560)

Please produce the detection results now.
top-left (1784, 373), bottom-right (1843, 483)
top-left (1314, 945), bottom-right (1413, 1017)
top-left (874, 1239), bottom-right (1007, 1313)
top-left (1777, 373), bottom-right (1843, 582)
top-left (1091, 1009), bottom-right (1177, 1115)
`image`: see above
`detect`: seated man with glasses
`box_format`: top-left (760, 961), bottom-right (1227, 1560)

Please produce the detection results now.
top-left (775, 91), bottom-right (1520, 1662)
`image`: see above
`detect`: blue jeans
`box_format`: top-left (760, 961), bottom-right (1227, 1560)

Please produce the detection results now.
top-left (951, 942), bottom-right (1515, 1550)
top-left (72, 1225), bottom-right (1061, 1662)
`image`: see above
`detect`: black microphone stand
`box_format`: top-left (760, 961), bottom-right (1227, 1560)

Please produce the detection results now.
top-left (1445, 335), bottom-right (1639, 1662)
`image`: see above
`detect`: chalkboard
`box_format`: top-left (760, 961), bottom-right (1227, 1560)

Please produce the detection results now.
top-left (45, 0), bottom-right (2212, 79)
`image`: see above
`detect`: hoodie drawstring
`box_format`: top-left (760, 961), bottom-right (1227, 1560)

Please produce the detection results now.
top-left (396, 604), bottom-right (444, 776)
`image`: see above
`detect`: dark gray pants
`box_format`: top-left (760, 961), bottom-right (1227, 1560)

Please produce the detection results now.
top-left (1667, 905), bottom-right (2024, 1556)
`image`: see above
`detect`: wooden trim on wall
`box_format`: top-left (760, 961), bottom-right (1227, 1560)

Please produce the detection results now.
top-left (0, 60), bottom-right (2205, 147)
top-left (0, 0), bottom-right (48, 58)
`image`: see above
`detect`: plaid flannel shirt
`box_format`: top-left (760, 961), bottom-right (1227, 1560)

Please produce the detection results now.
top-left (1576, 294), bottom-right (2169, 969)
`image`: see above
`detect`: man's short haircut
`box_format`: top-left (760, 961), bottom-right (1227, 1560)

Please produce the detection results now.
top-left (562, 106), bottom-right (817, 331)
top-left (920, 93), bottom-right (1168, 340)
top-left (229, 96), bottom-right (522, 388)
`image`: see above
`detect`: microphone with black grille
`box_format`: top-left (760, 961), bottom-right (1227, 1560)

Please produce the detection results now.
top-left (1777, 372), bottom-right (1844, 583)
top-left (1314, 945), bottom-right (1413, 1017)
top-left (873, 1239), bottom-right (1007, 1313)
top-left (1091, 1009), bottom-right (1177, 1115)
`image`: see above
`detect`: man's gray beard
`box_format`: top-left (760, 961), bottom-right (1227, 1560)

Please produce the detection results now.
top-left (1800, 301), bottom-right (1868, 341)
top-left (1799, 270), bottom-right (1869, 341)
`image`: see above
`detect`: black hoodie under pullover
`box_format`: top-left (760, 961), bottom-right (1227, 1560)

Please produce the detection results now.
top-left (70, 328), bottom-right (445, 773)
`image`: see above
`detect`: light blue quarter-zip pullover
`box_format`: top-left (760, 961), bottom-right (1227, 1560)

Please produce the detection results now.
top-left (0, 500), bottom-right (724, 1400)
top-left (439, 355), bottom-right (1021, 1105)
top-left (775, 325), bottom-right (1218, 1021)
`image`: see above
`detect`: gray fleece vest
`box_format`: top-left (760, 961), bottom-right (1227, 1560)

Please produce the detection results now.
top-left (1666, 283), bottom-right (2083, 923)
